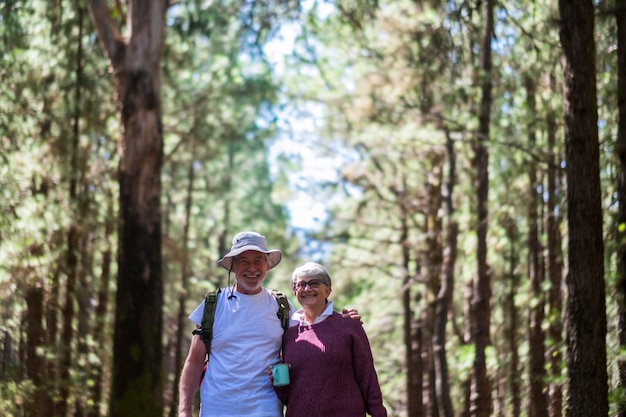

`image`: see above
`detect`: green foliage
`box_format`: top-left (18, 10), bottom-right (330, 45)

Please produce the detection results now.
top-left (161, 1), bottom-right (293, 315)
top-left (0, 379), bottom-right (36, 417)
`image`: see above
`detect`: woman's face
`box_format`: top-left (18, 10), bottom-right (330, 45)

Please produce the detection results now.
top-left (292, 275), bottom-right (331, 309)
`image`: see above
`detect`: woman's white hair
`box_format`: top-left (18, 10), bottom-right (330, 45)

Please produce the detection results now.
top-left (291, 261), bottom-right (332, 287)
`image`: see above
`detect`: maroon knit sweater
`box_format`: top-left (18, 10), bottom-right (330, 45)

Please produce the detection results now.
top-left (275, 312), bottom-right (387, 417)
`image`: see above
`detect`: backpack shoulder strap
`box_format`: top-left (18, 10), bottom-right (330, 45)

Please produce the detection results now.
top-left (191, 288), bottom-right (221, 356)
top-left (271, 289), bottom-right (290, 332)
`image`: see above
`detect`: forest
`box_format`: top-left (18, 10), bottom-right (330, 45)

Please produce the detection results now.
top-left (0, 0), bottom-right (624, 416)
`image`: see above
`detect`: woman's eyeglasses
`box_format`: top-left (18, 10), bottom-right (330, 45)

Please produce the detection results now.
top-left (293, 279), bottom-right (324, 290)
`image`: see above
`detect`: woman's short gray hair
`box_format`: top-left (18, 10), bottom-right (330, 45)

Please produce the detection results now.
top-left (291, 262), bottom-right (332, 287)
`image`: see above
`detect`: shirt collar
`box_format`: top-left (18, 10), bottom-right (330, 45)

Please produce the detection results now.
top-left (293, 301), bottom-right (334, 326)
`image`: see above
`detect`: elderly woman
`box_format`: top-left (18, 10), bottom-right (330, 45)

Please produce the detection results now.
top-left (274, 262), bottom-right (387, 417)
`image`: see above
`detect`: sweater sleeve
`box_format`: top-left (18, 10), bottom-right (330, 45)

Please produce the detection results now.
top-left (349, 320), bottom-right (388, 417)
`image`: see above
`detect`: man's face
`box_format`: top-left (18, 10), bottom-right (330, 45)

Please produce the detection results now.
top-left (232, 250), bottom-right (269, 294)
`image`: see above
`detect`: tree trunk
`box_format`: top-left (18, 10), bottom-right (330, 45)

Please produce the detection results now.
top-left (559, 1), bottom-right (608, 416)
top-left (425, 154), bottom-right (443, 417)
top-left (169, 137), bottom-right (196, 417)
top-left (73, 10), bottom-right (90, 415)
top-left (58, 224), bottom-right (79, 417)
top-left (89, 196), bottom-right (114, 417)
top-left (45, 267), bottom-right (60, 416)
top-left (25, 285), bottom-right (44, 417)
top-left (1, 330), bottom-right (13, 379)
top-left (401, 210), bottom-right (422, 417)
top-left (546, 72), bottom-right (563, 417)
top-left (433, 221), bottom-right (457, 417)
top-left (525, 74), bottom-right (548, 417)
top-left (615, 1), bottom-right (626, 416)
top-left (432, 131), bottom-right (457, 417)
top-left (470, 0), bottom-right (493, 415)
top-left (76, 233), bottom-right (95, 417)
top-left (504, 219), bottom-right (521, 417)
top-left (86, 2), bottom-right (166, 416)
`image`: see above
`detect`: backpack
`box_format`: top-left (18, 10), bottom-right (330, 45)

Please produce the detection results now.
top-left (192, 288), bottom-right (291, 357)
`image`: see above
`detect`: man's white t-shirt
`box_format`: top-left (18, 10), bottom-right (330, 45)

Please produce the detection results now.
top-left (189, 288), bottom-right (294, 417)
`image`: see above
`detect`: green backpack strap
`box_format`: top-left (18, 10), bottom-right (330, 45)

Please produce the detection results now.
top-left (192, 288), bottom-right (289, 358)
top-left (192, 288), bottom-right (221, 357)
top-left (272, 289), bottom-right (290, 332)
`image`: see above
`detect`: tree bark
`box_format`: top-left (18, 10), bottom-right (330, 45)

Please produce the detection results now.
top-left (169, 136), bottom-right (196, 417)
top-left (88, 194), bottom-right (114, 417)
top-left (425, 154), bottom-right (443, 417)
top-left (401, 209), bottom-right (423, 417)
top-left (45, 267), bottom-right (60, 416)
top-left (525, 74), bottom-right (548, 417)
top-left (504, 219), bottom-right (521, 417)
top-left (25, 285), bottom-right (44, 417)
top-left (432, 131), bottom-right (457, 417)
top-left (1, 330), bottom-right (13, 379)
top-left (559, 1), bottom-right (608, 416)
top-left (86, 1), bottom-right (166, 416)
top-left (615, 1), bottom-right (626, 417)
top-left (546, 72), bottom-right (563, 417)
top-left (470, 0), bottom-right (493, 415)
top-left (76, 234), bottom-right (95, 417)
top-left (57, 224), bottom-right (79, 417)
top-left (433, 220), bottom-right (457, 417)
top-left (72, 10), bottom-right (90, 415)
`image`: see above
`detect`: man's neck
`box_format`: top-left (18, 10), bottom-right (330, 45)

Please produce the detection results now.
top-left (234, 284), bottom-right (263, 295)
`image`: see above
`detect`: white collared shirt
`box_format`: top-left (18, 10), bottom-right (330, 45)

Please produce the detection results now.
top-left (292, 301), bottom-right (335, 326)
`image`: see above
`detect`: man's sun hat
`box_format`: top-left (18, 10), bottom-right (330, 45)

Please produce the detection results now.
top-left (218, 231), bottom-right (282, 271)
